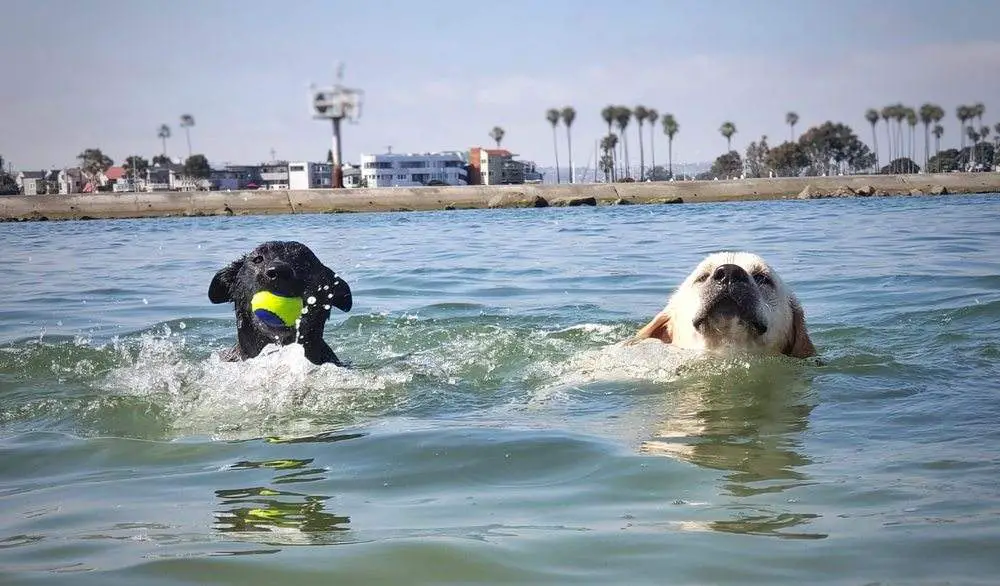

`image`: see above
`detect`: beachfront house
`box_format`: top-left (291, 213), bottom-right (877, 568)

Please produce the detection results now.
top-left (360, 151), bottom-right (468, 187)
top-left (288, 162), bottom-right (333, 189)
top-left (17, 171), bottom-right (47, 195)
top-left (259, 162), bottom-right (290, 190)
top-left (468, 148), bottom-right (536, 185)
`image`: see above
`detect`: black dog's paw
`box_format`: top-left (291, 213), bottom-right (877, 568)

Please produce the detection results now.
top-left (209, 241), bottom-right (352, 366)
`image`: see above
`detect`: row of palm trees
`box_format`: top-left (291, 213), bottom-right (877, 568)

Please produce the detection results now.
top-left (861, 103), bottom-right (992, 172)
top-left (156, 114), bottom-right (197, 161)
top-left (595, 106), bottom-right (681, 181)
top-left (517, 101), bottom-right (994, 182)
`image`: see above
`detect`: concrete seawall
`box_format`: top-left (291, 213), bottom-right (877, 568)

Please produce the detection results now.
top-left (2, 173), bottom-right (999, 221)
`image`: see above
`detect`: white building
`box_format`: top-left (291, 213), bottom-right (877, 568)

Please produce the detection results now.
top-left (288, 162), bottom-right (333, 190)
top-left (360, 151), bottom-right (468, 187)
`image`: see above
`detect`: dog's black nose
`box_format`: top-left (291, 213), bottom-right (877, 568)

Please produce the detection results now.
top-left (712, 264), bottom-right (750, 285)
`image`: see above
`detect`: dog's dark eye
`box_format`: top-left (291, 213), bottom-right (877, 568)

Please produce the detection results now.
top-left (753, 272), bottom-right (774, 287)
top-left (251, 255), bottom-right (264, 265)
top-left (694, 273), bottom-right (709, 283)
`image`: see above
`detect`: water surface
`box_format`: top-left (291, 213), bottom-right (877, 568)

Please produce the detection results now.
top-left (2, 195), bottom-right (999, 584)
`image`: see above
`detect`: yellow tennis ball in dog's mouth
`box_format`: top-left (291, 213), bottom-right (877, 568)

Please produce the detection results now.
top-left (250, 291), bottom-right (303, 328)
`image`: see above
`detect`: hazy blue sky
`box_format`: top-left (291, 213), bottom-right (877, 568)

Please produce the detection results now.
top-left (2, 0), bottom-right (998, 170)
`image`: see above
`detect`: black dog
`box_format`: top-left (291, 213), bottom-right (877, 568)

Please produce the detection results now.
top-left (208, 241), bottom-right (352, 365)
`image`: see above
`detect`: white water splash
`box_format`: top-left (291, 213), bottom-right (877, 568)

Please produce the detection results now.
top-left (101, 331), bottom-right (410, 439)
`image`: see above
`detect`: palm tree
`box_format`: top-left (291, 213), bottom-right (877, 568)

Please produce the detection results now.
top-left (546, 109), bottom-right (561, 184)
top-left (662, 114), bottom-right (679, 178)
top-left (973, 102), bottom-right (985, 130)
top-left (918, 104), bottom-right (935, 171)
top-left (600, 134), bottom-right (619, 182)
top-left (614, 106), bottom-right (632, 178)
top-left (892, 106), bottom-right (907, 171)
top-left (561, 106), bottom-right (576, 183)
top-left (601, 105), bottom-right (617, 173)
top-left (881, 106), bottom-right (894, 172)
top-left (865, 109), bottom-right (880, 172)
top-left (967, 126), bottom-right (979, 169)
top-left (489, 126), bottom-right (505, 148)
top-left (932, 124), bottom-right (944, 169)
top-left (157, 124), bottom-right (171, 158)
top-left (634, 105), bottom-right (649, 179)
top-left (980, 126), bottom-right (991, 168)
top-left (601, 105), bottom-right (616, 137)
top-left (905, 108), bottom-right (917, 168)
top-left (646, 108), bottom-right (658, 179)
top-left (719, 121), bottom-right (736, 152)
top-left (786, 111), bottom-right (799, 141)
top-left (957, 105), bottom-right (970, 150)
top-left (179, 114), bottom-right (195, 158)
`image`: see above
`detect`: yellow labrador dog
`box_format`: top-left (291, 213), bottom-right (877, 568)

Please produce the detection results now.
top-left (632, 252), bottom-right (815, 358)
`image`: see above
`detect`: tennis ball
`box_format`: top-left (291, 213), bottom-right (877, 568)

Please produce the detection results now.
top-left (251, 291), bottom-right (303, 327)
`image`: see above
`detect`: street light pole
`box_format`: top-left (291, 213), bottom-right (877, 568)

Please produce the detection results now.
top-left (311, 64), bottom-right (363, 190)
top-left (331, 117), bottom-right (343, 188)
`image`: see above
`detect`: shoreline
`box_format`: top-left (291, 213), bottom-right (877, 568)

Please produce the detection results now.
top-left (2, 172), bottom-right (999, 222)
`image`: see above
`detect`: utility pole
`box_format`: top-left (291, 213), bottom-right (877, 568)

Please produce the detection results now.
top-left (311, 64), bottom-right (364, 188)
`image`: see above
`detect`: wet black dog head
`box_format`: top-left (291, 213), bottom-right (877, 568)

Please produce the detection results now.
top-left (208, 241), bottom-right (352, 365)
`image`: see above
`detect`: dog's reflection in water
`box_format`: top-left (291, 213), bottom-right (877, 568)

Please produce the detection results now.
top-left (640, 358), bottom-right (825, 539)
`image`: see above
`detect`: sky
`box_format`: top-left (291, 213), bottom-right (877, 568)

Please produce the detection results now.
top-left (2, 0), bottom-right (999, 171)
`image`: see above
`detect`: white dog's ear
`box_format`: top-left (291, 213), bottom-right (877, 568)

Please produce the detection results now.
top-left (633, 311), bottom-right (673, 344)
top-left (783, 298), bottom-right (816, 358)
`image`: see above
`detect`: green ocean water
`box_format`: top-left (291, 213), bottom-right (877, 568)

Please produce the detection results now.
top-left (2, 194), bottom-right (999, 584)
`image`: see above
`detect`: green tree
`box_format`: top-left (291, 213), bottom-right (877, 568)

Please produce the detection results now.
top-left (709, 150), bottom-right (742, 178)
top-left (928, 148), bottom-right (959, 173)
top-left (122, 155), bottom-right (150, 182)
top-left (614, 106), bottom-right (632, 178)
top-left (546, 108), bottom-right (561, 183)
top-left (183, 154), bottom-right (212, 179)
top-left (634, 105), bottom-right (648, 179)
top-left (0, 154), bottom-right (17, 194)
top-left (77, 148), bottom-right (113, 190)
top-left (561, 106), bottom-right (576, 183)
top-left (786, 111), bottom-right (799, 141)
top-left (865, 108), bottom-right (880, 172)
top-left (152, 154), bottom-right (171, 167)
top-left (599, 133), bottom-right (618, 182)
top-left (646, 108), bottom-right (659, 178)
top-left (662, 114), bottom-right (679, 178)
top-left (744, 135), bottom-right (771, 178)
top-left (766, 141), bottom-right (809, 177)
top-left (157, 124), bottom-right (171, 157)
top-left (881, 158), bottom-right (919, 174)
top-left (798, 121), bottom-right (871, 175)
top-left (719, 121), bottom-right (737, 152)
top-left (932, 124), bottom-right (944, 166)
top-left (180, 114), bottom-right (195, 158)
top-left (489, 126), bottom-right (505, 148)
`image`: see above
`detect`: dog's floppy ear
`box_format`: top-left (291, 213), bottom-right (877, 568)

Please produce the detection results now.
top-left (633, 310), bottom-right (673, 343)
top-left (208, 260), bottom-right (242, 304)
top-left (782, 297), bottom-right (816, 358)
top-left (315, 265), bottom-right (352, 312)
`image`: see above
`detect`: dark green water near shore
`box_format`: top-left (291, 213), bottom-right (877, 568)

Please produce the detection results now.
top-left (2, 195), bottom-right (999, 584)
